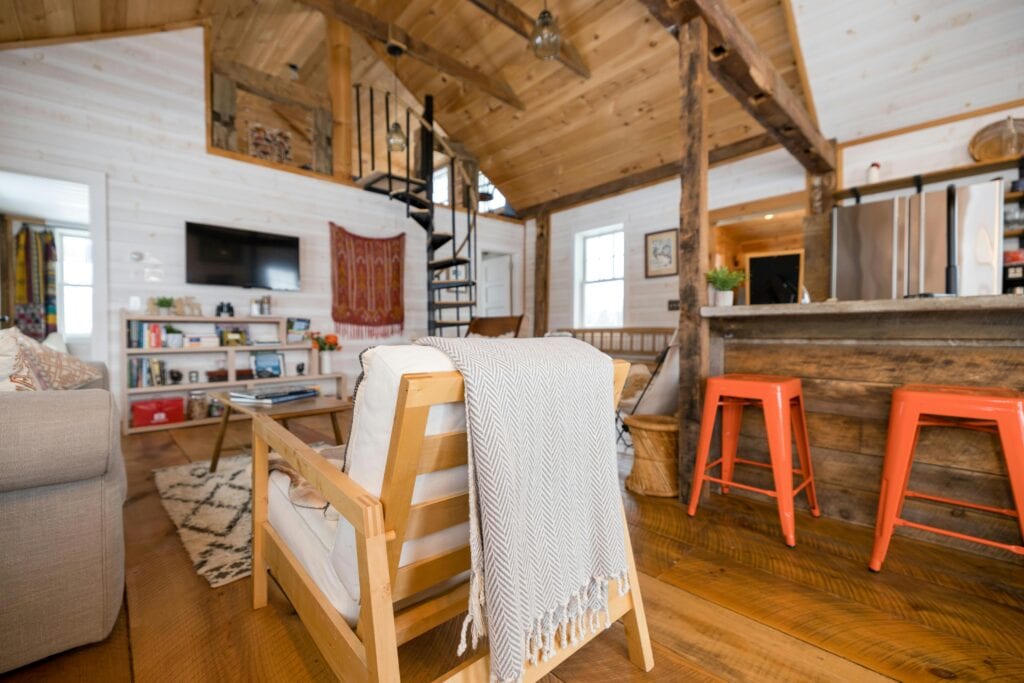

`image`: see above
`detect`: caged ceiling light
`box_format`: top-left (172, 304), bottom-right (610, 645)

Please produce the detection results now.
top-left (530, 1), bottom-right (562, 61)
top-left (386, 44), bottom-right (407, 153)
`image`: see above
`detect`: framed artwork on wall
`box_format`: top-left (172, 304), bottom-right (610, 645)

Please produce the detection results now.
top-left (644, 229), bottom-right (678, 278)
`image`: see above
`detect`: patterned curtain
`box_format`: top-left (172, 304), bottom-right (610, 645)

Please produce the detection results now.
top-left (14, 225), bottom-right (57, 341)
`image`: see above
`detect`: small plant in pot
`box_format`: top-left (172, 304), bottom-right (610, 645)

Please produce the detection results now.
top-left (155, 296), bottom-right (175, 316)
top-left (705, 267), bottom-right (746, 307)
top-left (164, 324), bottom-right (184, 349)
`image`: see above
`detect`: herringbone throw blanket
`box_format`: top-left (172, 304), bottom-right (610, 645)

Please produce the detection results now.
top-left (416, 336), bottom-right (629, 683)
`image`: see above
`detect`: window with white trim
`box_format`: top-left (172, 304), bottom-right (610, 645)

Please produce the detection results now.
top-left (53, 227), bottom-right (93, 339)
top-left (575, 226), bottom-right (624, 327)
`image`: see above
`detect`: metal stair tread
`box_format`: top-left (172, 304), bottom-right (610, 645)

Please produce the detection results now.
top-left (429, 257), bottom-right (470, 270)
top-left (356, 170), bottom-right (427, 190)
top-left (433, 320), bottom-right (471, 327)
top-left (430, 279), bottom-right (475, 290)
top-left (433, 300), bottom-right (476, 308)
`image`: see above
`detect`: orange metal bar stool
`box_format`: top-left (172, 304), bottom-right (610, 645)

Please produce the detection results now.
top-left (869, 384), bottom-right (1024, 572)
top-left (689, 374), bottom-right (820, 547)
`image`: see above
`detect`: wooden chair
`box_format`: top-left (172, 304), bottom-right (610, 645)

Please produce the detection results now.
top-left (251, 358), bottom-right (653, 681)
top-left (465, 315), bottom-right (523, 337)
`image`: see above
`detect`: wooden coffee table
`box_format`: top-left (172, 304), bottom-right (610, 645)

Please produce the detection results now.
top-left (208, 391), bottom-right (353, 472)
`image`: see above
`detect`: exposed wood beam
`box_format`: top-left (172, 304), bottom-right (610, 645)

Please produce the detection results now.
top-left (298, 0), bottom-right (524, 110)
top-left (466, 0), bottom-right (590, 79)
top-left (213, 58), bottom-right (331, 111)
top-left (327, 19), bottom-right (354, 180)
top-left (0, 19), bottom-right (205, 51)
top-left (516, 132), bottom-right (777, 217)
top-left (641, 0), bottom-right (835, 174)
top-left (533, 211), bottom-right (551, 336)
top-left (676, 17), bottom-right (711, 504)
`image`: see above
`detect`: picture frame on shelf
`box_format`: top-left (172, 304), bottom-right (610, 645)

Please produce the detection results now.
top-left (251, 351), bottom-right (283, 379)
top-left (287, 317), bottom-right (311, 344)
top-left (644, 229), bottom-right (678, 278)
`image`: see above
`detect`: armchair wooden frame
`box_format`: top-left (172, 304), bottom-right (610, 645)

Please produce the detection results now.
top-left (251, 359), bottom-right (653, 681)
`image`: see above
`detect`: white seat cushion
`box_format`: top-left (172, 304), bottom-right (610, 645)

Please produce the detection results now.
top-left (331, 345), bottom-right (470, 604)
top-left (267, 471), bottom-right (359, 624)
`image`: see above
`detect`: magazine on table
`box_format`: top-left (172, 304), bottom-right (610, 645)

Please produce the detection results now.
top-left (229, 385), bottom-right (320, 404)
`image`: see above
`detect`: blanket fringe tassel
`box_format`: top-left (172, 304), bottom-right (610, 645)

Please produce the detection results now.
top-left (460, 569), bottom-right (631, 683)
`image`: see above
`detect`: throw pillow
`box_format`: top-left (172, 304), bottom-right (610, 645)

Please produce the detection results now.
top-left (0, 329), bottom-right (45, 391)
top-left (5, 328), bottom-right (101, 390)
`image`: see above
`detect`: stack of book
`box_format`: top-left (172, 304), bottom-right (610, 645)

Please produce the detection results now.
top-left (127, 321), bottom-right (164, 349)
top-left (228, 385), bottom-right (320, 405)
top-left (128, 357), bottom-right (168, 387)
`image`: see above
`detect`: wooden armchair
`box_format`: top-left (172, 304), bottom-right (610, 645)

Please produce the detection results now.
top-left (465, 315), bottom-right (523, 337)
top-left (251, 350), bottom-right (652, 681)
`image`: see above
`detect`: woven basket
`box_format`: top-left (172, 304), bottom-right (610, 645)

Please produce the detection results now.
top-left (623, 414), bottom-right (679, 497)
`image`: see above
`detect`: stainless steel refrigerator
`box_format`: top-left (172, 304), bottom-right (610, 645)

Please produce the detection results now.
top-left (831, 179), bottom-right (1004, 300)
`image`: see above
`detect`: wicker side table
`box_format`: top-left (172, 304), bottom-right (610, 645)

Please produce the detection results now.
top-left (623, 414), bottom-right (680, 497)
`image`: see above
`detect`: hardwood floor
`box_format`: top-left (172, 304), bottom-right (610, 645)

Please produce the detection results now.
top-left (4, 415), bottom-right (1024, 682)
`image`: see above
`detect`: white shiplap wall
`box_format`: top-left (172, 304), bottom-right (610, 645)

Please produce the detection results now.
top-left (840, 106), bottom-right (1024, 189)
top-left (547, 149), bottom-right (807, 330)
top-left (0, 27), bottom-right (524, 402)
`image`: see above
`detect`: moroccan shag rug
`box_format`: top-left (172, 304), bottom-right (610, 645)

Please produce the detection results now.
top-left (154, 455), bottom-right (254, 588)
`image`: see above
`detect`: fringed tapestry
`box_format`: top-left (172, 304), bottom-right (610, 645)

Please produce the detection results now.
top-left (330, 222), bottom-right (405, 338)
top-left (14, 225), bottom-right (57, 341)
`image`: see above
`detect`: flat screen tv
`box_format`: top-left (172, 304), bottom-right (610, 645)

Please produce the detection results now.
top-left (186, 222), bottom-right (300, 291)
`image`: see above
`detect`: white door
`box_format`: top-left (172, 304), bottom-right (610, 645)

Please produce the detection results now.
top-left (480, 253), bottom-right (512, 316)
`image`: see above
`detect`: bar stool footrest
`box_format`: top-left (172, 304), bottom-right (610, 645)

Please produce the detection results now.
top-left (895, 518), bottom-right (1024, 555)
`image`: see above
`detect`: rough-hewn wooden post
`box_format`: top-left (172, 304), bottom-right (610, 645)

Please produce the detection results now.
top-left (677, 17), bottom-right (711, 503)
top-left (533, 211), bottom-right (551, 336)
top-left (803, 161), bottom-right (837, 301)
top-left (327, 18), bottom-right (353, 180)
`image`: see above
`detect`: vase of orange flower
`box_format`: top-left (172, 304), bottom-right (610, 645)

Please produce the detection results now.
top-left (311, 333), bottom-right (340, 375)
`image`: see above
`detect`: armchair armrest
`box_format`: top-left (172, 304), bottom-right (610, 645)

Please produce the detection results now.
top-left (252, 415), bottom-right (384, 536)
top-left (0, 389), bottom-right (120, 492)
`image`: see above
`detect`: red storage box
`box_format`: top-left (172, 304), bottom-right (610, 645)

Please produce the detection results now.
top-left (132, 398), bottom-right (185, 427)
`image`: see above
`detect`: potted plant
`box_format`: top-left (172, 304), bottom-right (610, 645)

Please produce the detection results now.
top-left (164, 325), bottom-right (184, 349)
top-left (155, 296), bottom-right (175, 316)
top-left (705, 267), bottom-right (746, 307)
top-left (311, 333), bottom-right (340, 374)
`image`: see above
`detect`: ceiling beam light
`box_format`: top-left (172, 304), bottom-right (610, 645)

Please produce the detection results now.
top-left (530, 2), bottom-right (561, 60)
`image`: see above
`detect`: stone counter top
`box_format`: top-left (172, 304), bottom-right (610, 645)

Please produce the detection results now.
top-left (701, 294), bottom-right (1024, 318)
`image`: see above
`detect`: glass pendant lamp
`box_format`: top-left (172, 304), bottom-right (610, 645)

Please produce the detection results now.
top-left (386, 48), bottom-right (406, 153)
top-left (530, 1), bottom-right (562, 60)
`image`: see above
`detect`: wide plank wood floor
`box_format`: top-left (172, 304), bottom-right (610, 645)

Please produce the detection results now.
top-left (4, 414), bottom-right (1023, 682)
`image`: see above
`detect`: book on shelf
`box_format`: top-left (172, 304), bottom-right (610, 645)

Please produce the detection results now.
top-left (128, 357), bottom-right (168, 388)
top-left (228, 386), bottom-right (320, 405)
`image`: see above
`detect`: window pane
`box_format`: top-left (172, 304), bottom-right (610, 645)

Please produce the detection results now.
top-left (612, 231), bottom-right (624, 279)
top-left (583, 279), bottom-right (623, 327)
top-left (432, 167), bottom-right (449, 204)
top-left (61, 234), bottom-right (93, 285)
top-left (62, 285), bottom-right (93, 336)
top-left (585, 233), bottom-right (615, 281)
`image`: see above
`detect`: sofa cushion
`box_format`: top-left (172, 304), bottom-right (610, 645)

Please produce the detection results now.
top-left (330, 345), bottom-right (469, 603)
top-left (0, 328), bottom-right (101, 390)
top-left (0, 329), bottom-right (44, 392)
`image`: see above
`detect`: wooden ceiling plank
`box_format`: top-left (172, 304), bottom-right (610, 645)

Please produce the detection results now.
top-left (466, 0), bottom-right (590, 79)
top-left (516, 131), bottom-right (778, 217)
top-left (213, 57), bottom-right (331, 110)
top-left (642, 0), bottom-right (834, 174)
top-left (0, 17), bottom-right (205, 51)
top-left (98, 0), bottom-right (126, 32)
top-left (297, 0), bottom-right (524, 109)
top-left (779, 0), bottom-right (817, 126)
top-left (71, 0), bottom-right (103, 35)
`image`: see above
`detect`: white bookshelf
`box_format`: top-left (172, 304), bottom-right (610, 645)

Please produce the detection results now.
top-left (120, 313), bottom-right (343, 435)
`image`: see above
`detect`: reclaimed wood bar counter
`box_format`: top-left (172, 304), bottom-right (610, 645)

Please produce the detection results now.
top-left (701, 295), bottom-right (1024, 560)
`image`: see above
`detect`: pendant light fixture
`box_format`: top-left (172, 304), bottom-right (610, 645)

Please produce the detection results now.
top-left (530, 1), bottom-right (562, 60)
top-left (386, 44), bottom-right (406, 153)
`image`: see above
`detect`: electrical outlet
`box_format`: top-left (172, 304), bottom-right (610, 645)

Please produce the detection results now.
top-left (667, 299), bottom-right (680, 311)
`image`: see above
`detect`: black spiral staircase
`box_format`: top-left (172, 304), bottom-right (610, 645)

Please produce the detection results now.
top-left (353, 89), bottom-right (479, 337)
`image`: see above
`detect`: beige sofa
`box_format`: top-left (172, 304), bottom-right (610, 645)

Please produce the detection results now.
top-left (0, 364), bottom-right (126, 673)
